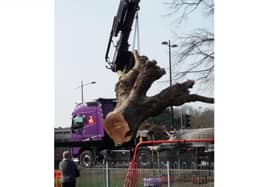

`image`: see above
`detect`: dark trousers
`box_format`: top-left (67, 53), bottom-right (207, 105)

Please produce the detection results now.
top-left (62, 181), bottom-right (76, 187)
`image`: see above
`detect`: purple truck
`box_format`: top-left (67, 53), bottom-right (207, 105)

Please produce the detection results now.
top-left (55, 98), bottom-right (138, 168)
top-left (55, 98), bottom-right (214, 169)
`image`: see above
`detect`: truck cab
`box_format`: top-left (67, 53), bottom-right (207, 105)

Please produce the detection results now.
top-left (71, 98), bottom-right (116, 141)
top-left (70, 98), bottom-right (117, 167)
top-left (71, 102), bottom-right (103, 141)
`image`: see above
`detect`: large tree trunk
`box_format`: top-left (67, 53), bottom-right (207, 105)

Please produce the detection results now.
top-left (103, 51), bottom-right (214, 145)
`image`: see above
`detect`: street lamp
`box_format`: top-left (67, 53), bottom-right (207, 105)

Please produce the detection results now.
top-left (162, 40), bottom-right (177, 130)
top-left (77, 80), bottom-right (96, 103)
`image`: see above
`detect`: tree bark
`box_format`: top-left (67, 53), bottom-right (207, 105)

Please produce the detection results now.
top-left (103, 50), bottom-right (214, 145)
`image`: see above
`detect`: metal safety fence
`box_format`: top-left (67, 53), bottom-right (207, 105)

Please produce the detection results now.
top-left (55, 167), bottom-right (213, 187)
top-left (55, 138), bottom-right (214, 187)
top-left (125, 139), bottom-right (214, 187)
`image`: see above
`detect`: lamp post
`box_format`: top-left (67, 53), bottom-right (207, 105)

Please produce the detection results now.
top-left (161, 40), bottom-right (177, 130)
top-left (77, 80), bottom-right (96, 103)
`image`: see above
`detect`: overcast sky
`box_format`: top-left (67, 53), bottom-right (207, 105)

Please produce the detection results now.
top-left (55, 0), bottom-right (213, 127)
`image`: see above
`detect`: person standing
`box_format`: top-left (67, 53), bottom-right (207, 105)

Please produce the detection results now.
top-left (59, 151), bottom-right (80, 187)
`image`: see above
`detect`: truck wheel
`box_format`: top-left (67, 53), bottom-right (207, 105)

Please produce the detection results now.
top-left (80, 150), bottom-right (94, 168)
top-left (137, 148), bottom-right (152, 168)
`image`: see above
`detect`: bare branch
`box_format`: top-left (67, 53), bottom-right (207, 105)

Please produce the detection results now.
top-left (173, 29), bottom-right (214, 83)
top-left (188, 94), bottom-right (214, 103)
top-left (160, 0), bottom-right (215, 92)
top-left (164, 0), bottom-right (214, 21)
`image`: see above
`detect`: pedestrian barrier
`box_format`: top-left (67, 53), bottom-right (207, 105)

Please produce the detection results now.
top-left (125, 138), bottom-right (214, 187)
top-left (54, 138), bottom-right (214, 187)
top-left (67, 167), bottom-right (213, 187)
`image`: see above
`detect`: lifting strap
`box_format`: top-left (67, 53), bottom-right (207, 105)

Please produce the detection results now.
top-left (132, 11), bottom-right (140, 53)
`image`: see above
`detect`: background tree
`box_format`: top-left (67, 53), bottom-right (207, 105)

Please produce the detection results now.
top-left (165, 0), bottom-right (214, 89)
top-left (145, 106), bottom-right (214, 129)
top-left (182, 106), bottom-right (214, 128)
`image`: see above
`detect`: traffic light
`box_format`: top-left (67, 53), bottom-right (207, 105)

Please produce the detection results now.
top-left (185, 114), bottom-right (191, 128)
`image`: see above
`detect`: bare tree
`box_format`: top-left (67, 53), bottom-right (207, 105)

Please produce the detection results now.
top-left (103, 51), bottom-right (214, 145)
top-left (187, 107), bottom-right (214, 128)
top-left (176, 29), bottom-right (214, 83)
top-left (165, 0), bottom-right (214, 88)
top-left (165, 0), bottom-right (214, 23)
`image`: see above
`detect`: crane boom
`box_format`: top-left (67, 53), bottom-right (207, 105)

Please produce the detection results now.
top-left (105, 0), bottom-right (140, 72)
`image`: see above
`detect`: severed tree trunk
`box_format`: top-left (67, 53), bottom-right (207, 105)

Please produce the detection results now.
top-left (103, 50), bottom-right (214, 145)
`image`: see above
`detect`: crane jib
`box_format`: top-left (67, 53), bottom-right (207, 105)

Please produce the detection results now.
top-left (105, 0), bottom-right (141, 73)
